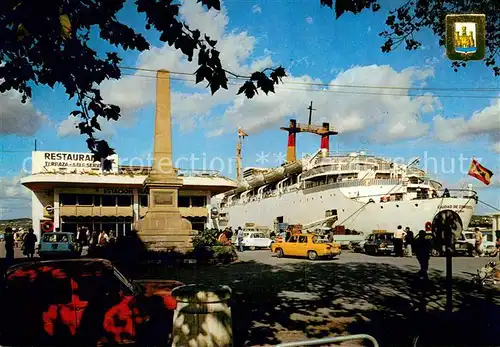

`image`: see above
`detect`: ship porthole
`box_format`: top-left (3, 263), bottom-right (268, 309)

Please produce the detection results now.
top-left (415, 204), bottom-right (419, 207)
top-left (396, 204), bottom-right (399, 208)
top-left (380, 206), bottom-right (383, 209)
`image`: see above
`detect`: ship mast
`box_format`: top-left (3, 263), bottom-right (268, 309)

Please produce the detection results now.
top-left (236, 128), bottom-right (248, 183)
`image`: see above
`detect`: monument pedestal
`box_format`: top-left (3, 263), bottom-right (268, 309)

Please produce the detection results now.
top-left (135, 177), bottom-right (194, 252)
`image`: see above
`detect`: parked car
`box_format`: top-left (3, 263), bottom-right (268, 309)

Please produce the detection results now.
top-left (481, 231), bottom-right (496, 256)
top-left (350, 235), bottom-right (370, 253)
top-left (0, 258), bottom-right (183, 346)
top-left (363, 232), bottom-right (395, 255)
top-left (38, 232), bottom-right (82, 259)
top-left (271, 234), bottom-right (341, 260)
top-left (242, 232), bottom-right (273, 250)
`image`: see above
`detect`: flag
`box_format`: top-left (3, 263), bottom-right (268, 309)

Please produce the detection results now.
top-left (468, 159), bottom-right (493, 185)
top-left (238, 128), bottom-right (248, 137)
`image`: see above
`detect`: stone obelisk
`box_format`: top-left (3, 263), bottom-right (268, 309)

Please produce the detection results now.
top-left (134, 70), bottom-right (193, 251)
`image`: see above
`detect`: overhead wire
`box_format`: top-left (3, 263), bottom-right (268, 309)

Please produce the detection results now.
top-left (119, 65), bottom-right (500, 93)
top-left (120, 72), bottom-right (500, 100)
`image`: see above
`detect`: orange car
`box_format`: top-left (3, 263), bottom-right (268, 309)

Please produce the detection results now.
top-left (0, 258), bottom-right (183, 347)
top-left (271, 234), bottom-right (341, 260)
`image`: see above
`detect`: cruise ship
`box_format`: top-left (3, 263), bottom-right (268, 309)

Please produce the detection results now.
top-left (215, 118), bottom-right (478, 234)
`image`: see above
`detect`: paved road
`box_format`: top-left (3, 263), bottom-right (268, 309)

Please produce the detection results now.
top-left (2, 244), bottom-right (498, 347)
top-left (149, 249), bottom-right (499, 347)
top-left (235, 249), bottom-right (496, 279)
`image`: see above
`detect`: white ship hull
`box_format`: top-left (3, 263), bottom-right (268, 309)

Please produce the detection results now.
top-left (221, 186), bottom-right (476, 233)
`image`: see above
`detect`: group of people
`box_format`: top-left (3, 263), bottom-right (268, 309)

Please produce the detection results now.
top-left (393, 225), bottom-right (436, 278)
top-left (3, 227), bottom-right (38, 267)
top-left (216, 227), bottom-right (246, 252)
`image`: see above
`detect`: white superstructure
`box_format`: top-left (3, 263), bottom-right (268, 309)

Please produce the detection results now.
top-left (216, 149), bottom-right (477, 233)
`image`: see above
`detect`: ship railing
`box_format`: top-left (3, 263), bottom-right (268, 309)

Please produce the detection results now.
top-left (304, 178), bottom-right (403, 190)
top-left (273, 334), bottom-right (379, 347)
top-left (302, 163), bottom-right (396, 180)
top-left (434, 188), bottom-right (478, 199)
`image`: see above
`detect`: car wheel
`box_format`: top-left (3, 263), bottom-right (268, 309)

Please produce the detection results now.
top-left (249, 246), bottom-right (256, 251)
top-left (308, 250), bottom-right (318, 261)
top-left (276, 248), bottom-right (284, 258)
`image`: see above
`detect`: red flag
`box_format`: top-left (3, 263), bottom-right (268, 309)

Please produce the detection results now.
top-left (468, 159), bottom-right (493, 185)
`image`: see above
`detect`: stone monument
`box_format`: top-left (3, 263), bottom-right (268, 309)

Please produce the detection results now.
top-left (134, 70), bottom-right (193, 251)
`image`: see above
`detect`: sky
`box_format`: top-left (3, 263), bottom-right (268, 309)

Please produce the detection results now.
top-left (0, 0), bottom-right (499, 219)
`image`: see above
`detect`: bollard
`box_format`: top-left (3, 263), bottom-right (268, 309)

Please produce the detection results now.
top-left (171, 284), bottom-right (233, 347)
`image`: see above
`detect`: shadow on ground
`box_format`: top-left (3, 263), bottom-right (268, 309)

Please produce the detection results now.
top-left (137, 258), bottom-right (499, 347)
top-left (2, 236), bottom-right (499, 347)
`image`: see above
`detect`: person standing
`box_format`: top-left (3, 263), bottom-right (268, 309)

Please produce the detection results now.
top-left (404, 227), bottom-right (414, 257)
top-left (474, 228), bottom-right (483, 258)
top-left (237, 227), bottom-right (244, 252)
top-left (394, 225), bottom-right (405, 257)
top-left (22, 228), bottom-right (37, 259)
top-left (4, 227), bottom-right (15, 267)
top-left (414, 229), bottom-right (434, 279)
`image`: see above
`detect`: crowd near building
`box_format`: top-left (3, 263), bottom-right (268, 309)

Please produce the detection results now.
top-left (21, 151), bottom-right (236, 240)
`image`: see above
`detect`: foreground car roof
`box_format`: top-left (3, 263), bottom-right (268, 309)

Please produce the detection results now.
top-left (6, 258), bottom-right (113, 275)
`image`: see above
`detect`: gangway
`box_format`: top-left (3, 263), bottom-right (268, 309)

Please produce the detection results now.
top-left (302, 214), bottom-right (338, 233)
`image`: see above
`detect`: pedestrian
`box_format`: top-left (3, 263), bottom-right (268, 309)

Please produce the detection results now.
top-left (22, 228), bottom-right (37, 259)
top-left (98, 230), bottom-right (109, 246)
top-left (414, 229), bottom-right (434, 279)
top-left (474, 227), bottom-right (483, 258)
top-left (394, 225), bottom-right (405, 257)
top-left (237, 227), bottom-right (244, 252)
top-left (404, 226), bottom-right (414, 257)
top-left (4, 227), bottom-right (15, 268)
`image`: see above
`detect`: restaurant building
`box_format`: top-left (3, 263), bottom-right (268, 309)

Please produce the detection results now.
top-left (21, 150), bottom-right (237, 240)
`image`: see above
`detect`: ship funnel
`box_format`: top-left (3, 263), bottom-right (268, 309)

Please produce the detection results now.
top-left (280, 119), bottom-right (297, 162)
top-left (320, 122), bottom-right (330, 157)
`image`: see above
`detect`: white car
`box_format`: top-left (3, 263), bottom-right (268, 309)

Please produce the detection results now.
top-left (241, 232), bottom-right (273, 250)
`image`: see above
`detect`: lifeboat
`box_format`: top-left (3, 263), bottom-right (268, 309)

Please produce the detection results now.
top-left (234, 180), bottom-right (250, 193)
top-left (283, 161), bottom-right (302, 176)
top-left (263, 167), bottom-right (285, 183)
top-left (247, 173), bottom-right (266, 188)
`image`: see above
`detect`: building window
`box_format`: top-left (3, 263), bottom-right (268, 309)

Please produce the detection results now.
top-left (140, 194), bottom-right (148, 207)
top-left (102, 195), bottom-right (115, 207)
top-left (93, 195), bottom-right (101, 206)
top-left (77, 194), bottom-right (93, 206)
top-left (60, 194), bottom-right (77, 206)
top-left (117, 195), bottom-right (132, 207)
top-left (178, 196), bottom-right (190, 207)
top-left (191, 196), bottom-right (207, 207)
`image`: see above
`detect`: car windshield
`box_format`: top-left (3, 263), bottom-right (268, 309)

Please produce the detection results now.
top-left (42, 233), bottom-right (70, 243)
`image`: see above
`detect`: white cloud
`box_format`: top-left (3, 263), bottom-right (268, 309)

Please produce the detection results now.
top-left (252, 4), bottom-right (262, 14)
top-left (205, 65), bottom-right (439, 143)
top-left (100, 0), bottom-right (273, 129)
top-left (305, 16), bottom-right (313, 24)
top-left (433, 97), bottom-right (500, 153)
top-left (56, 115), bottom-right (116, 139)
top-left (0, 174), bottom-right (31, 201)
top-left (0, 89), bottom-right (46, 135)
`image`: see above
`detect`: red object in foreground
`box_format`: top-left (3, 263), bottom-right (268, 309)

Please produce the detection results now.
top-left (0, 258), bottom-right (183, 346)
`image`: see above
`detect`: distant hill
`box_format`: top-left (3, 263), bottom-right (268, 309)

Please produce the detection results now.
top-left (0, 218), bottom-right (32, 231)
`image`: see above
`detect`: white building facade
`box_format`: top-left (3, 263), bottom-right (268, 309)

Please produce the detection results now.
top-left (21, 151), bottom-right (236, 240)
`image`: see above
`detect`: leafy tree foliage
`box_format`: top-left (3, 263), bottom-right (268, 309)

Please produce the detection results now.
top-left (1, 0), bottom-right (497, 166)
top-left (0, 0), bottom-right (286, 165)
top-left (321, 0), bottom-right (499, 76)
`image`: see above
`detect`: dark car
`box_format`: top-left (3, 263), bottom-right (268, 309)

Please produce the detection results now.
top-left (0, 258), bottom-right (183, 346)
top-left (363, 232), bottom-right (395, 255)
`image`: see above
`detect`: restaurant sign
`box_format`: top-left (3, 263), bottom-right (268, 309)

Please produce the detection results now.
top-left (32, 151), bottom-right (119, 174)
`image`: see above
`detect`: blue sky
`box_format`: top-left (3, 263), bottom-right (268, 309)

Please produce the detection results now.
top-left (0, 0), bottom-right (499, 219)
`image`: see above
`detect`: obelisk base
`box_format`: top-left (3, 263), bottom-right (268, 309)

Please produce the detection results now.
top-left (134, 210), bottom-right (194, 253)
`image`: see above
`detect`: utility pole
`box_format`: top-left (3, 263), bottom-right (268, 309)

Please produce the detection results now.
top-left (307, 101), bottom-right (316, 125)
